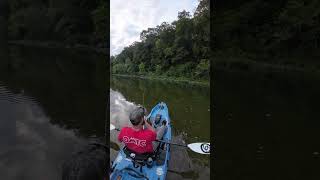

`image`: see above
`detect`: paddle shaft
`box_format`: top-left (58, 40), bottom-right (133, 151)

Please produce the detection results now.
top-left (156, 139), bottom-right (187, 147)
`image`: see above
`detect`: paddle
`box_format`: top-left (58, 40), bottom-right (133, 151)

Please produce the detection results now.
top-left (110, 124), bottom-right (210, 155)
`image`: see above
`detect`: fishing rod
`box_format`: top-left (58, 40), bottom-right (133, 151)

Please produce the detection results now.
top-left (110, 124), bottom-right (210, 155)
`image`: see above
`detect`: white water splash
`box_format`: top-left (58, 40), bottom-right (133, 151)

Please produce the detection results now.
top-left (110, 89), bottom-right (137, 128)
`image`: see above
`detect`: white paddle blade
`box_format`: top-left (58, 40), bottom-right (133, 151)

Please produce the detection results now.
top-left (110, 124), bottom-right (115, 131)
top-left (187, 143), bottom-right (210, 154)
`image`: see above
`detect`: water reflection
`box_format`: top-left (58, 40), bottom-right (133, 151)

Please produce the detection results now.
top-left (0, 84), bottom-right (85, 180)
top-left (110, 76), bottom-right (210, 180)
top-left (213, 69), bottom-right (320, 180)
top-left (0, 46), bottom-right (107, 180)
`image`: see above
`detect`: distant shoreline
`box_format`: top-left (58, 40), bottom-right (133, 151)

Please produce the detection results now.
top-left (213, 56), bottom-right (320, 75)
top-left (112, 74), bottom-right (210, 87)
top-left (8, 40), bottom-right (107, 55)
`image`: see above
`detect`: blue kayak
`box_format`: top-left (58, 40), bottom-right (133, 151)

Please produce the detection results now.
top-left (110, 102), bottom-right (172, 180)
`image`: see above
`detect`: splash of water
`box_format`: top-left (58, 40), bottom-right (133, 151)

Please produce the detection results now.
top-left (110, 89), bottom-right (137, 128)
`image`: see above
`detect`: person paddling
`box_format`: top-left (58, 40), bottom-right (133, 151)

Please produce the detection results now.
top-left (118, 106), bottom-right (167, 154)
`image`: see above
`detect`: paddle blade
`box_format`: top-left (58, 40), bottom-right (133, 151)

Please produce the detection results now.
top-left (110, 124), bottom-right (115, 131)
top-left (187, 143), bottom-right (210, 154)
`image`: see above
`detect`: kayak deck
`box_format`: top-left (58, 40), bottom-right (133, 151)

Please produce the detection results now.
top-left (110, 102), bottom-right (171, 180)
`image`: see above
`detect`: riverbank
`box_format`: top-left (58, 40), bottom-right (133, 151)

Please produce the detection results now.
top-left (213, 55), bottom-right (320, 75)
top-left (8, 40), bottom-right (107, 55)
top-left (112, 74), bottom-right (210, 87)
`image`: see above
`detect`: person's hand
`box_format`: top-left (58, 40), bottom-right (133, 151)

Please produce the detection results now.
top-left (143, 117), bottom-right (155, 132)
top-left (144, 118), bottom-right (151, 125)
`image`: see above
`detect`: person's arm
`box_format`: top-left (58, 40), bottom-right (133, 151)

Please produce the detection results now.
top-left (144, 118), bottom-right (155, 132)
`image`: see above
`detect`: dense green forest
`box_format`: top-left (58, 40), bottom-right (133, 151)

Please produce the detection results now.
top-left (7, 0), bottom-right (107, 49)
top-left (111, 0), bottom-right (210, 82)
top-left (214, 0), bottom-right (320, 72)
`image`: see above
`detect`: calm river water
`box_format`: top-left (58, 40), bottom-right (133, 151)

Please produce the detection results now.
top-left (213, 69), bottom-right (320, 180)
top-left (110, 76), bottom-right (211, 180)
top-left (0, 46), bottom-right (106, 180)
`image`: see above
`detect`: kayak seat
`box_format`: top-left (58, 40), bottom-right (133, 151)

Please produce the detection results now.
top-left (123, 147), bottom-right (155, 169)
top-left (123, 147), bottom-right (155, 160)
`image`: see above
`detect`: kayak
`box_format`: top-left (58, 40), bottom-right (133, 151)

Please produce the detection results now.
top-left (110, 102), bottom-right (171, 180)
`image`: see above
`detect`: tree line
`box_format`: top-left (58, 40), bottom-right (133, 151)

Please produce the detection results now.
top-left (7, 0), bottom-right (107, 48)
top-left (111, 0), bottom-right (210, 81)
top-left (214, 0), bottom-right (320, 71)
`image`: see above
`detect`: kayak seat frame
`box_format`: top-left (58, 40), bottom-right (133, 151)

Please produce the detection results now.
top-left (123, 147), bottom-right (156, 170)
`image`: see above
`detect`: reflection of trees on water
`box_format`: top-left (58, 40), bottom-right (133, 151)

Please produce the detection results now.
top-left (0, 46), bottom-right (107, 138)
top-left (110, 76), bottom-right (210, 141)
top-left (110, 76), bottom-right (210, 179)
top-left (214, 70), bottom-right (320, 180)
top-left (0, 86), bottom-right (86, 180)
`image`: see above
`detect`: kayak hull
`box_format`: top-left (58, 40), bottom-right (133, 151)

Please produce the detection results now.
top-left (110, 102), bottom-right (171, 180)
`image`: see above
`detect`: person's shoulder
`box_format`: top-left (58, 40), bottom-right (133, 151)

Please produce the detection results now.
top-left (119, 126), bottom-right (129, 133)
top-left (144, 129), bottom-right (156, 135)
top-left (121, 127), bottom-right (131, 131)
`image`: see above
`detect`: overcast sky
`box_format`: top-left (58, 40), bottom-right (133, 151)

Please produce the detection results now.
top-left (110, 0), bottom-right (199, 56)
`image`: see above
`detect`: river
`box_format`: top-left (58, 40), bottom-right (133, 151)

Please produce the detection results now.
top-left (213, 69), bottom-right (320, 180)
top-left (0, 45), bottom-right (107, 180)
top-left (110, 75), bottom-right (211, 180)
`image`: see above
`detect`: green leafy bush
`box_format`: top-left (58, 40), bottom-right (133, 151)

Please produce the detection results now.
top-left (138, 63), bottom-right (146, 74)
top-left (155, 65), bottom-right (162, 75)
top-left (112, 63), bottom-right (127, 74)
top-left (194, 59), bottom-right (209, 78)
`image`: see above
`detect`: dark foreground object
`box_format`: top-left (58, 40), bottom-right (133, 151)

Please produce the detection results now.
top-left (62, 142), bottom-right (108, 180)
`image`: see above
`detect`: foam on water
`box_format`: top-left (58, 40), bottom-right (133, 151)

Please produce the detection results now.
top-left (110, 89), bottom-right (137, 128)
